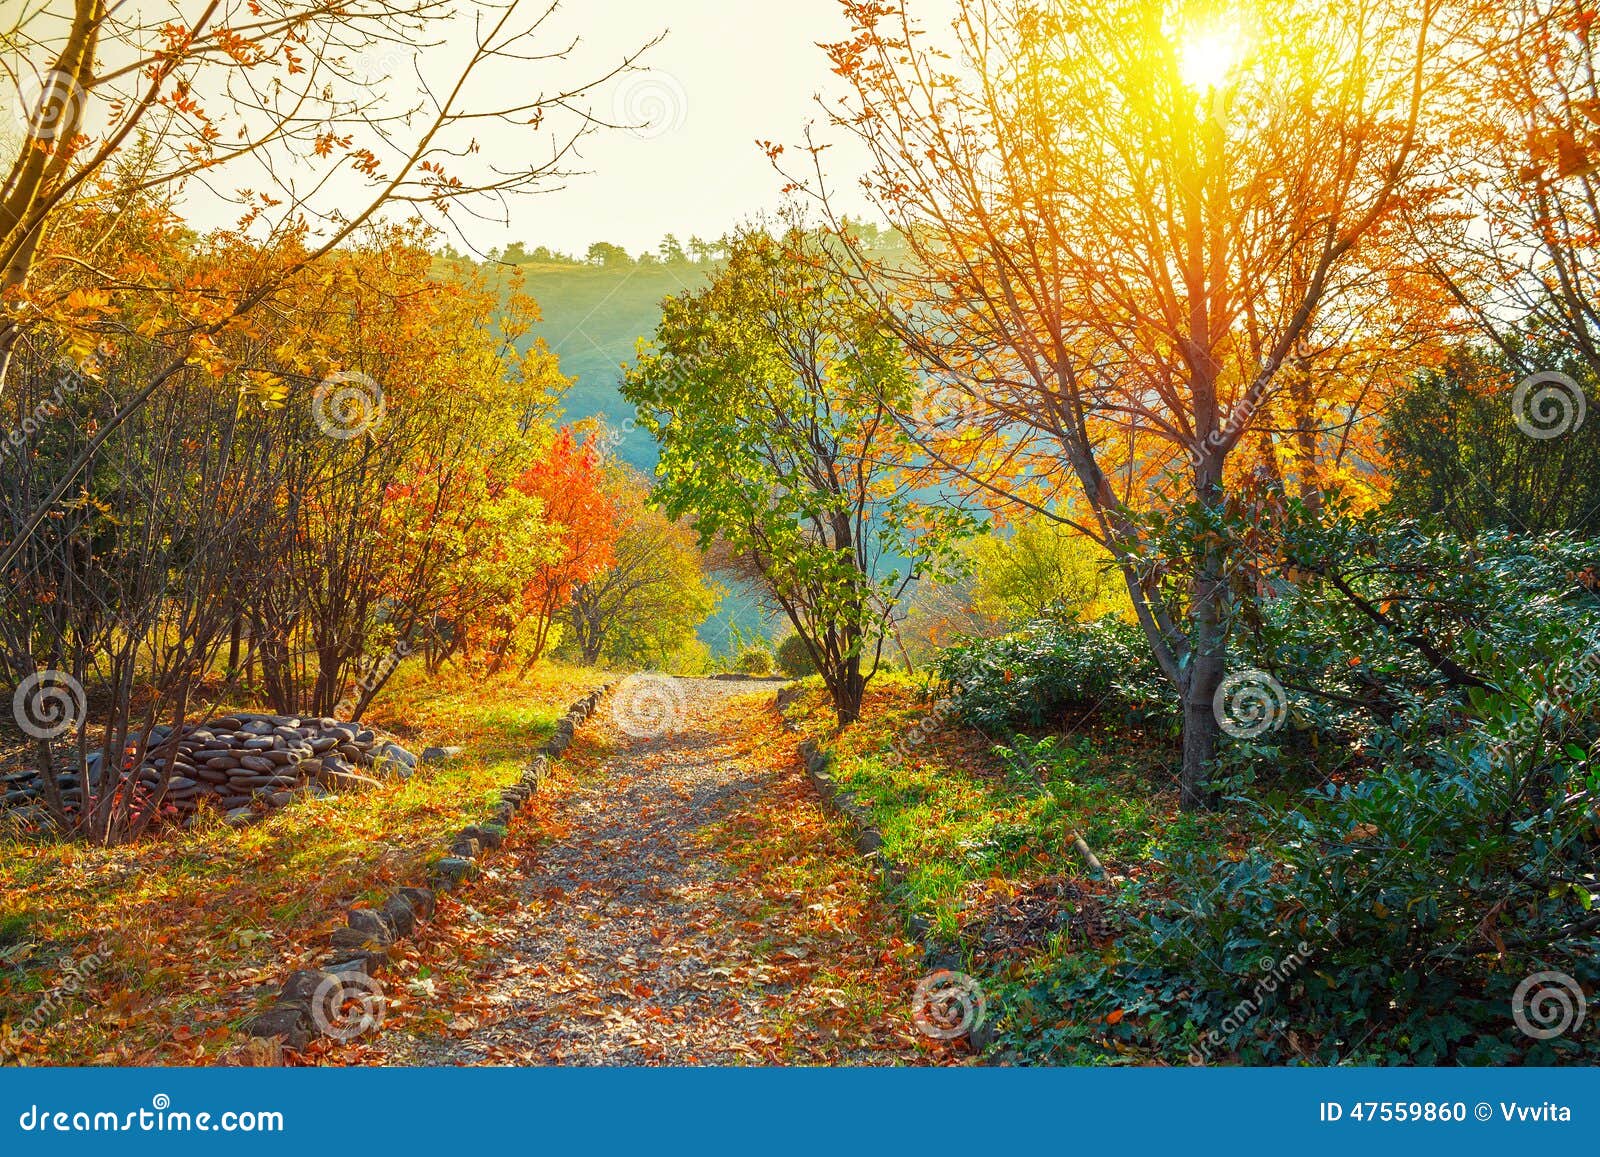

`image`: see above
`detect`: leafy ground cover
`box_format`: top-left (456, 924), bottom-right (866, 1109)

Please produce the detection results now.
top-left (0, 664), bottom-right (602, 1065)
top-left (781, 674), bottom-right (1235, 1055)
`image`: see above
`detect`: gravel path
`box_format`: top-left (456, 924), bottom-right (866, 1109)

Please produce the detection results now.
top-left (361, 676), bottom-right (939, 1066)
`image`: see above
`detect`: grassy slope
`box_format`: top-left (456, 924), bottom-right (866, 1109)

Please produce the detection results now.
top-left (0, 664), bottom-right (603, 1065)
top-left (784, 674), bottom-right (1233, 1058)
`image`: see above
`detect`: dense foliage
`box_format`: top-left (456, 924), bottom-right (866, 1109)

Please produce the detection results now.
top-left (936, 618), bottom-right (1175, 733)
top-left (1385, 344), bottom-right (1600, 537)
top-left (998, 508), bottom-right (1600, 1063)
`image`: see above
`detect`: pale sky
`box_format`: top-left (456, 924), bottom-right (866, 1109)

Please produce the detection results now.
top-left (6, 1), bottom-right (899, 258)
top-left (478, 0), bottom-right (876, 256)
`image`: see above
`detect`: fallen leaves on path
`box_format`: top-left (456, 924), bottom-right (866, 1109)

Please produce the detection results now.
top-left (345, 678), bottom-right (965, 1066)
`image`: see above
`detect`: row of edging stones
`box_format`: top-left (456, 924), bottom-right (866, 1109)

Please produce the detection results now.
top-left (243, 683), bottom-right (613, 1051)
top-left (773, 685), bottom-right (992, 1051)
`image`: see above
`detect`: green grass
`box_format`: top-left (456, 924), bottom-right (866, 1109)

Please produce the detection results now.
top-left (786, 675), bottom-right (1229, 947)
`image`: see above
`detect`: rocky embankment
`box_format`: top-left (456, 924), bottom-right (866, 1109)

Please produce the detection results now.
top-left (1, 714), bottom-right (446, 828)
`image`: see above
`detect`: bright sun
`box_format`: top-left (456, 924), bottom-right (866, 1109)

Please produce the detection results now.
top-left (1179, 28), bottom-right (1245, 90)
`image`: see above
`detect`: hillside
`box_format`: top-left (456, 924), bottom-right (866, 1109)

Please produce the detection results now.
top-left (467, 255), bottom-right (776, 649)
top-left (484, 258), bottom-right (716, 472)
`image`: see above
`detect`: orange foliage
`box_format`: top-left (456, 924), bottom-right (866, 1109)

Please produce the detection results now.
top-left (496, 428), bottom-right (621, 667)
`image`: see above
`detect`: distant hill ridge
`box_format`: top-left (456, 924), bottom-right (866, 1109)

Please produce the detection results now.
top-left (434, 250), bottom-right (719, 471)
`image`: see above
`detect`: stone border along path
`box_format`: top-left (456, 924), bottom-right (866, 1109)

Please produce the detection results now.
top-left (242, 684), bottom-right (613, 1052)
top-left (354, 676), bottom-right (947, 1066)
top-left (775, 686), bottom-right (993, 1051)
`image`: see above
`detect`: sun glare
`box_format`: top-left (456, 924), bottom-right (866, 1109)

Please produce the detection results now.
top-left (1180, 28), bottom-right (1245, 91)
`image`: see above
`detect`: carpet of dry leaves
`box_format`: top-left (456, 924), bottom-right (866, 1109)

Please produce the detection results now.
top-left (340, 678), bottom-right (964, 1066)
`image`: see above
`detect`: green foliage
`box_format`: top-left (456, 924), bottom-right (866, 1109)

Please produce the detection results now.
top-left (775, 633), bottom-right (817, 677)
top-left (971, 513), bottom-right (1132, 627)
top-left (585, 240), bottom-right (633, 267)
top-left (1234, 509), bottom-right (1600, 779)
top-left (1384, 341), bottom-right (1600, 537)
top-left (562, 469), bottom-right (720, 669)
top-left (624, 226), bottom-right (977, 723)
top-left (1018, 726), bottom-right (1600, 1065)
top-left (999, 506), bottom-right (1600, 1064)
top-left (935, 617), bottom-right (1176, 732)
top-left (734, 644), bottom-right (774, 675)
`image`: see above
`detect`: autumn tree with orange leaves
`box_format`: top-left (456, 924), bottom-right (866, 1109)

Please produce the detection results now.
top-left (782, 0), bottom-right (1461, 806)
top-left (486, 428), bottom-right (621, 670)
top-left (0, 0), bottom-right (653, 579)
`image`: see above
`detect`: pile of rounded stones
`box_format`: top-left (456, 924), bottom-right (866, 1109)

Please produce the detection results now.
top-left (1, 713), bottom-right (425, 827)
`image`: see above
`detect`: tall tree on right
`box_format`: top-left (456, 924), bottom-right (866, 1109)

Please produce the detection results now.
top-left (1433, 0), bottom-right (1600, 381)
top-left (784, 0), bottom-right (1459, 807)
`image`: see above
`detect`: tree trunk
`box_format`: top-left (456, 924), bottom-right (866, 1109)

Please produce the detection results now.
top-left (827, 649), bottom-right (866, 726)
top-left (1179, 634), bottom-right (1224, 811)
top-left (1180, 497), bottom-right (1228, 811)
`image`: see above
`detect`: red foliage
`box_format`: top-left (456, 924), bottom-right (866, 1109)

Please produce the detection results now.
top-left (504, 428), bottom-right (620, 664)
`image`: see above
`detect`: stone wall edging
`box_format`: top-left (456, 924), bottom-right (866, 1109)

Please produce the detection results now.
top-left (242, 682), bottom-right (614, 1051)
top-left (774, 685), bottom-right (994, 1053)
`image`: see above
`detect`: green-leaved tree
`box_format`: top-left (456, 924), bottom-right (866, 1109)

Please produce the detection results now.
top-left (624, 228), bottom-right (974, 724)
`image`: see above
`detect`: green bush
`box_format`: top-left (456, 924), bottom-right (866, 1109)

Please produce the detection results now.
top-left (1027, 726), bottom-right (1600, 1065)
top-left (1002, 516), bottom-right (1600, 1064)
top-left (1384, 342), bottom-right (1600, 537)
top-left (775, 633), bottom-right (816, 677)
top-left (733, 644), bottom-right (774, 675)
top-left (934, 616), bottom-right (1175, 731)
